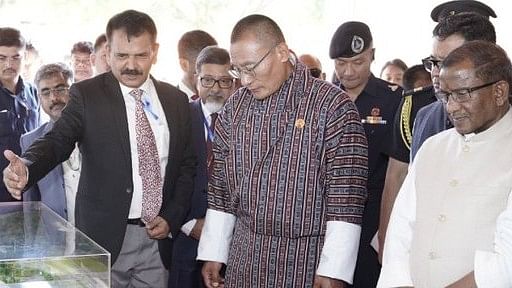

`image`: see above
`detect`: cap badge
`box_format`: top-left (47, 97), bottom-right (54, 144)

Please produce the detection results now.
top-left (351, 35), bottom-right (364, 54)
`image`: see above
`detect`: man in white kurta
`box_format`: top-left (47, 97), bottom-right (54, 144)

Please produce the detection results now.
top-left (378, 41), bottom-right (512, 288)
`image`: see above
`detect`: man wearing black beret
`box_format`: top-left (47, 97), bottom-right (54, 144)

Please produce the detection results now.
top-left (330, 21), bottom-right (402, 288)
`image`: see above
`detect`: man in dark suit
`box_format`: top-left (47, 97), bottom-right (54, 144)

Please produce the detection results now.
top-left (169, 46), bottom-right (234, 288)
top-left (20, 63), bottom-right (75, 221)
top-left (3, 10), bottom-right (195, 287)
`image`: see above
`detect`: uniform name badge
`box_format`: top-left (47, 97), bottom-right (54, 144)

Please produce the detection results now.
top-left (361, 107), bottom-right (387, 124)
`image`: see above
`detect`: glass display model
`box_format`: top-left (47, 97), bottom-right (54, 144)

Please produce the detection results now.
top-left (0, 202), bottom-right (110, 287)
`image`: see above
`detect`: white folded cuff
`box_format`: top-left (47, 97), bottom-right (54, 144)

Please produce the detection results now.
top-left (181, 219), bottom-right (197, 236)
top-left (316, 221), bottom-right (361, 284)
top-left (196, 209), bottom-right (236, 263)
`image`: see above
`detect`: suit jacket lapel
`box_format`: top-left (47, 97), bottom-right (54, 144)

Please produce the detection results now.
top-left (104, 73), bottom-right (132, 171)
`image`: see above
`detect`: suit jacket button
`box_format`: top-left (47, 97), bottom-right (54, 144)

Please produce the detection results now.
top-left (126, 188), bottom-right (132, 194)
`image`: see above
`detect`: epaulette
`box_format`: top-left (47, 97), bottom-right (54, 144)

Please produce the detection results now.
top-left (399, 86), bottom-right (433, 149)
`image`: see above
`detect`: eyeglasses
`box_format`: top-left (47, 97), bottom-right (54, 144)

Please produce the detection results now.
top-left (436, 80), bottom-right (499, 104)
top-left (308, 68), bottom-right (322, 78)
top-left (0, 55), bottom-right (21, 64)
top-left (40, 86), bottom-right (69, 98)
top-left (229, 43), bottom-right (279, 79)
top-left (422, 56), bottom-right (442, 73)
top-left (199, 77), bottom-right (234, 89)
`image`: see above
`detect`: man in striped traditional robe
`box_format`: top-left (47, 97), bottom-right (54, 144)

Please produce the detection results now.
top-left (197, 14), bottom-right (368, 288)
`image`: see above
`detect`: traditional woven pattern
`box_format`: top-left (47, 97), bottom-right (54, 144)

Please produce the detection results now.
top-left (130, 88), bottom-right (162, 224)
top-left (208, 63), bottom-right (368, 287)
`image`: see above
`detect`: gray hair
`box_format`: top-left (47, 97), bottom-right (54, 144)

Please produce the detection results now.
top-left (34, 62), bottom-right (73, 88)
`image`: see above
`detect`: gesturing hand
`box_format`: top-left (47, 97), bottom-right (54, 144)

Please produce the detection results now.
top-left (2, 150), bottom-right (28, 200)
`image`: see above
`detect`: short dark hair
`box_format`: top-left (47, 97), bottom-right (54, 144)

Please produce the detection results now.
top-left (94, 34), bottom-right (107, 52)
top-left (34, 62), bottom-right (73, 88)
top-left (0, 27), bottom-right (26, 48)
top-left (71, 41), bottom-right (93, 55)
top-left (433, 12), bottom-right (496, 43)
top-left (106, 10), bottom-right (157, 43)
top-left (402, 64), bottom-right (431, 91)
top-left (231, 14), bottom-right (285, 47)
top-left (380, 59), bottom-right (408, 77)
top-left (443, 40), bottom-right (512, 88)
top-left (177, 30), bottom-right (217, 62)
top-left (195, 46), bottom-right (230, 73)
top-left (25, 42), bottom-right (38, 55)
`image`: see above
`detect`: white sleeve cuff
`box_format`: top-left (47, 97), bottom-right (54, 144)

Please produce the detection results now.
top-left (474, 251), bottom-right (511, 288)
top-left (316, 221), bottom-right (360, 284)
top-left (196, 209), bottom-right (236, 263)
top-left (377, 260), bottom-right (414, 288)
top-left (181, 219), bottom-right (197, 236)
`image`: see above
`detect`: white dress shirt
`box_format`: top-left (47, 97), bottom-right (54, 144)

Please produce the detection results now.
top-left (62, 144), bottom-right (81, 225)
top-left (177, 80), bottom-right (196, 102)
top-left (119, 78), bottom-right (169, 219)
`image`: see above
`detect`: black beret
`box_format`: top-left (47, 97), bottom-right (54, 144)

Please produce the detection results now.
top-left (431, 0), bottom-right (497, 22)
top-left (329, 21), bottom-right (372, 59)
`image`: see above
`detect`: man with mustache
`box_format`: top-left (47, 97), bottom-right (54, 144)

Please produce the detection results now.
top-left (169, 46), bottom-right (234, 288)
top-left (20, 63), bottom-right (78, 222)
top-left (0, 27), bottom-right (40, 202)
top-left (3, 10), bottom-right (195, 287)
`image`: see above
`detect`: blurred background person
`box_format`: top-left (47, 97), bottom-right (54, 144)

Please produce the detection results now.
top-left (402, 64), bottom-right (432, 91)
top-left (22, 42), bottom-right (43, 83)
top-left (91, 33), bottom-right (110, 75)
top-left (299, 53), bottom-right (326, 80)
top-left (69, 41), bottom-right (93, 82)
top-left (380, 58), bottom-right (407, 87)
top-left (177, 30), bottom-right (217, 101)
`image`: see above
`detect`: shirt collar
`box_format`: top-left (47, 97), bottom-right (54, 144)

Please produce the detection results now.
top-left (0, 76), bottom-right (25, 95)
top-left (178, 80), bottom-right (196, 99)
top-left (200, 100), bottom-right (216, 119)
top-left (119, 77), bottom-right (152, 96)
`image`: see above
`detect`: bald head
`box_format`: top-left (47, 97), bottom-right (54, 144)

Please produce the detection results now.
top-left (299, 54), bottom-right (325, 79)
top-left (231, 14), bottom-right (285, 47)
top-left (299, 54), bottom-right (322, 70)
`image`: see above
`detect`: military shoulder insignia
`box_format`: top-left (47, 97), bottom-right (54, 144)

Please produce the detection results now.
top-left (399, 95), bottom-right (413, 149)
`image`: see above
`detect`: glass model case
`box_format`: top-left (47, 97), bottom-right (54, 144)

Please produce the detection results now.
top-left (0, 202), bottom-right (110, 287)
